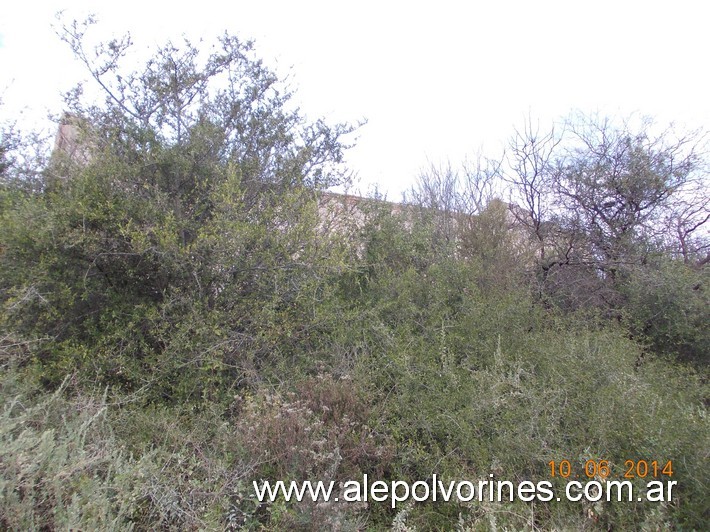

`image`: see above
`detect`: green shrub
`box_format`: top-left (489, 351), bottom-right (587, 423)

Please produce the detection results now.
top-left (0, 372), bottom-right (149, 530)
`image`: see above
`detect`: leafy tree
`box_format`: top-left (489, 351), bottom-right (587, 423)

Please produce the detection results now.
top-left (556, 114), bottom-right (703, 279)
top-left (0, 115), bottom-right (50, 193)
top-left (0, 130), bottom-right (12, 181)
top-left (53, 16), bottom-right (353, 237)
top-left (1, 17), bottom-right (356, 398)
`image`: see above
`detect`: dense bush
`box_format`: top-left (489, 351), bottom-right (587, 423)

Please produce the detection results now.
top-left (0, 19), bottom-right (707, 530)
top-left (622, 258), bottom-right (709, 365)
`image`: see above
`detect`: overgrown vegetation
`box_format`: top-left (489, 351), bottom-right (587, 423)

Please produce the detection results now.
top-left (0, 18), bottom-right (708, 530)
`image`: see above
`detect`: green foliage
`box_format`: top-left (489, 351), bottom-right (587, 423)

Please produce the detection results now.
top-left (0, 371), bottom-right (149, 530)
top-left (1, 19), bottom-right (356, 401)
top-left (622, 258), bottom-right (709, 365)
top-left (0, 125), bottom-right (15, 180)
top-left (0, 23), bottom-right (707, 529)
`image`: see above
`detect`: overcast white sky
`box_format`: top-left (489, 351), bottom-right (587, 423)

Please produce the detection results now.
top-left (1, 1), bottom-right (709, 197)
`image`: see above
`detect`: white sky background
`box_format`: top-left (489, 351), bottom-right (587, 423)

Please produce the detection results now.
top-left (1, 1), bottom-right (709, 198)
